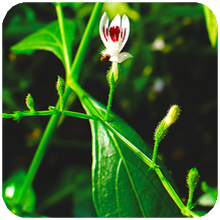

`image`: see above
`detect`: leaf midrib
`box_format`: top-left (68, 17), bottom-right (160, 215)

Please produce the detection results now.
top-left (107, 127), bottom-right (147, 217)
top-left (77, 87), bottom-right (179, 217)
top-left (106, 119), bottom-right (176, 217)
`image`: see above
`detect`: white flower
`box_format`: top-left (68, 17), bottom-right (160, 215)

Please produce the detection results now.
top-left (99, 12), bottom-right (133, 63)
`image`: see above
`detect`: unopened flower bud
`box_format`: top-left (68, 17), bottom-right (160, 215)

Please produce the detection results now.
top-left (56, 76), bottom-right (65, 98)
top-left (186, 167), bottom-right (200, 210)
top-left (164, 105), bottom-right (180, 129)
top-left (25, 93), bottom-right (35, 112)
top-left (154, 105), bottom-right (180, 143)
top-left (56, 76), bottom-right (65, 111)
top-left (187, 167), bottom-right (200, 190)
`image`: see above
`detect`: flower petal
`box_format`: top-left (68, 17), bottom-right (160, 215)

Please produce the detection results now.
top-left (108, 14), bottom-right (121, 53)
top-left (99, 13), bottom-right (132, 64)
top-left (117, 52), bottom-right (133, 63)
top-left (109, 14), bottom-right (121, 29)
top-left (99, 12), bottom-right (109, 49)
top-left (120, 14), bottom-right (130, 51)
top-left (109, 55), bottom-right (119, 63)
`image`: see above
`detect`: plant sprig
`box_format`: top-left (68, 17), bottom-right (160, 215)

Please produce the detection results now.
top-left (70, 80), bottom-right (200, 218)
top-left (3, 3), bottom-right (201, 218)
top-left (3, 108), bottom-right (99, 122)
top-left (13, 2), bottom-right (104, 206)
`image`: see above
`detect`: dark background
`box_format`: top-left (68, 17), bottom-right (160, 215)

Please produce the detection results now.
top-left (3, 2), bottom-right (217, 217)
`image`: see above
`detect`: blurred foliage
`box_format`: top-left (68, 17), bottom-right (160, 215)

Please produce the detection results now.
top-left (36, 166), bottom-right (96, 217)
top-left (203, 5), bottom-right (218, 48)
top-left (3, 169), bottom-right (37, 216)
top-left (3, 2), bottom-right (217, 217)
top-left (197, 181), bottom-right (218, 207)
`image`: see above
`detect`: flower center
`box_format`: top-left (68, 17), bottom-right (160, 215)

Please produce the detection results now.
top-left (110, 26), bottom-right (120, 42)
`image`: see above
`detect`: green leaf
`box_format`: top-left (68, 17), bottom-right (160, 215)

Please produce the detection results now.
top-left (10, 19), bottom-right (75, 65)
top-left (77, 88), bottom-right (182, 217)
top-left (203, 4), bottom-right (218, 48)
top-left (3, 169), bottom-right (36, 214)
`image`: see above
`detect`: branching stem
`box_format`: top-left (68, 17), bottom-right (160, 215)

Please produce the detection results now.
top-left (3, 109), bottom-right (98, 121)
top-left (15, 3), bottom-right (103, 205)
top-left (71, 82), bottom-right (200, 218)
top-left (55, 3), bottom-right (71, 75)
top-left (8, 3), bottom-right (200, 218)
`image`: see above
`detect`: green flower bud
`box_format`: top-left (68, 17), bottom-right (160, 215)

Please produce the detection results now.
top-left (186, 167), bottom-right (200, 210)
top-left (154, 105), bottom-right (180, 143)
top-left (187, 167), bottom-right (200, 190)
top-left (56, 76), bottom-right (65, 98)
top-left (164, 105), bottom-right (180, 129)
top-left (107, 62), bottom-right (120, 85)
top-left (56, 76), bottom-right (65, 111)
top-left (25, 93), bottom-right (35, 112)
top-left (152, 105), bottom-right (180, 167)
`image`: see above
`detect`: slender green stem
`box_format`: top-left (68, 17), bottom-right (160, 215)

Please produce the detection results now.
top-left (105, 117), bottom-right (199, 217)
top-left (59, 97), bottom-right (64, 111)
top-left (3, 109), bottom-right (99, 121)
top-left (72, 81), bottom-right (153, 169)
top-left (155, 168), bottom-right (199, 217)
top-left (186, 187), bottom-right (194, 209)
top-left (69, 3), bottom-right (103, 81)
top-left (62, 110), bottom-right (99, 120)
top-left (104, 121), bottom-right (153, 168)
top-left (16, 87), bottom-right (71, 205)
top-left (108, 122), bottom-right (199, 217)
top-left (16, 3), bottom-right (103, 205)
top-left (2, 113), bottom-right (14, 118)
top-left (184, 209), bottom-right (200, 218)
top-left (152, 139), bottom-right (159, 167)
top-left (69, 79), bottom-right (102, 118)
top-left (105, 82), bottom-right (115, 121)
top-left (155, 168), bottom-right (185, 211)
top-left (55, 3), bottom-right (71, 74)
top-left (105, 62), bottom-right (119, 120)
top-left (70, 82), bottom-right (200, 218)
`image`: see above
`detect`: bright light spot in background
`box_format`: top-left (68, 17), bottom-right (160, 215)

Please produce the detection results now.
top-left (151, 37), bottom-right (165, 51)
top-left (153, 78), bottom-right (165, 93)
top-left (5, 185), bottom-right (15, 198)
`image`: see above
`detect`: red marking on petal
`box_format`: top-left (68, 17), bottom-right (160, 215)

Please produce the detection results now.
top-left (110, 26), bottom-right (120, 42)
top-left (120, 29), bottom-right (123, 39)
top-left (122, 28), bottom-right (126, 42)
top-left (103, 25), bottom-right (108, 42)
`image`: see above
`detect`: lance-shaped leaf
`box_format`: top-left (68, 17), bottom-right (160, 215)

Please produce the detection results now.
top-left (11, 19), bottom-right (75, 65)
top-left (77, 88), bottom-right (182, 217)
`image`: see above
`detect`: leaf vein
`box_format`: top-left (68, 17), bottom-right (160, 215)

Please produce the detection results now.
top-left (108, 129), bottom-right (147, 217)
